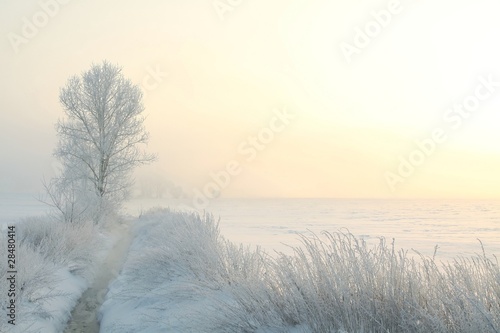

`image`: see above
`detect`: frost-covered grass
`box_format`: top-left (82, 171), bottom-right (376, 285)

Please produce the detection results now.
top-left (0, 216), bottom-right (106, 333)
top-left (100, 209), bottom-right (500, 333)
top-left (234, 232), bottom-right (500, 332)
top-left (99, 208), bottom-right (267, 332)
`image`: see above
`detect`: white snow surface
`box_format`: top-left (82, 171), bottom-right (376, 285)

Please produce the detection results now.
top-left (8, 269), bottom-right (87, 333)
top-left (63, 217), bottom-right (134, 332)
top-left (98, 207), bottom-right (500, 333)
top-left (2, 196), bottom-right (499, 332)
top-left (98, 209), bottom-right (304, 333)
top-left (0, 217), bottom-right (112, 333)
top-left (98, 210), bottom-right (229, 332)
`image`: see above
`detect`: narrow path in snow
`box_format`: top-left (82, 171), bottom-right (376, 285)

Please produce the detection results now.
top-left (64, 218), bottom-right (134, 333)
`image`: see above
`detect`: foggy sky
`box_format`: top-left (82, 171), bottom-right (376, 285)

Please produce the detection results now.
top-left (2, 0), bottom-right (500, 199)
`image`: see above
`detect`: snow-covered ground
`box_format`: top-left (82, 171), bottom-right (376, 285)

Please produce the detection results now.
top-left (1, 195), bottom-right (499, 332)
top-left (64, 217), bottom-right (134, 332)
top-left (99, 208), bottom-right (500, 333)
top-left (0, 217), bottom-right (111, 332)
top-left (98, 209), bottom-right (261, 332)
top-left (5, 194), bottom-right (500, 260)
top-left (0, 193), bottom-right (52, 224)
top-left (99, 209), bottom-right (308, 332)
top-left (123, 197), bottom-right (500, 259)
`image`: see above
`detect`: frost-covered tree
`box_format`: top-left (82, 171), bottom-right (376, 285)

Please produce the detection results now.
top-left (51, 61), bottom-right (155, 222)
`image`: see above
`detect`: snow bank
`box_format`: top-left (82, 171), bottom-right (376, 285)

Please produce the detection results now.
top-left (99, 209), bottom-right (500, 333)
top-left (99, 209), bottom-right (288, 332)
top-left (0, 217), bottom-right (109, 333)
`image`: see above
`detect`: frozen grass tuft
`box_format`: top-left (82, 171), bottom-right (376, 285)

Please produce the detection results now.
top-left (100, 208), bottom-right (268, 332)
top-left (100, 209), bottom-right (500, 333)
top-left (0, 216), bottom-right (105, 332)
top-left (17, 217), bottom-right (100, 280)
top-left (235, 231), bottom-right (500, 332)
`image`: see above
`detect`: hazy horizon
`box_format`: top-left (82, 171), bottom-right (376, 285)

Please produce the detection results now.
top-left (2, 0), bottom-right (500, 200)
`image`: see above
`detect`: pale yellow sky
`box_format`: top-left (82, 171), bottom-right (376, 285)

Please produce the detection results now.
top-left (1, 0), bottom-right (500, 199)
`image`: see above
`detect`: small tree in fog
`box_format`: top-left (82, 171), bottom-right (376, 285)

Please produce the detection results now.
top-left (50, 61), bottom-right (155, 222)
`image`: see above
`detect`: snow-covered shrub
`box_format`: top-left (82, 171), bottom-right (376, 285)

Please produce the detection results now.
top-left (0, 216), bottom-right (105, 332)
top-left (230, 231), bottom-right (500, 332)
top-left (100, 209), bottom-right (500, 333)
top-left (99, 209), bottom-right (268, 332)
top-left (17, 216), bottom-right (102, 281)
top-left (43, 177), bottom-right (118, 226)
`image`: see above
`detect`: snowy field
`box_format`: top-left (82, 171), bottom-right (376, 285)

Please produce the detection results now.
top-left (99, 209), bottom-right (500, 332)
top-left (123, 197), bottom-right (500, 260)
top-left (1, 194), bottom-right (499, 332)
top-left (0, 193), bottom-right (51, 224)
top-left (4, 194), bottom-right (499, 261)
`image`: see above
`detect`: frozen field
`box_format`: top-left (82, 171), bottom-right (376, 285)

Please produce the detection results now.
top-left (0, 193), bottom-right (50, 223)
top-left (1, 193), bottom-right (499, 332)
top-left (3, 194), bottom-right (499, 260)
top-left (125, 197), bottom-right (500, 260)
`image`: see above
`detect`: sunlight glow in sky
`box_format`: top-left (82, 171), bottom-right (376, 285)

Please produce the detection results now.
top-left (1, 0), bottom-right (500, 199)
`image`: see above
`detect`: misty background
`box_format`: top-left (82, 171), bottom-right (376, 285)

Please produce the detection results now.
top-left (2, 0), bottom-right (500, 200)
